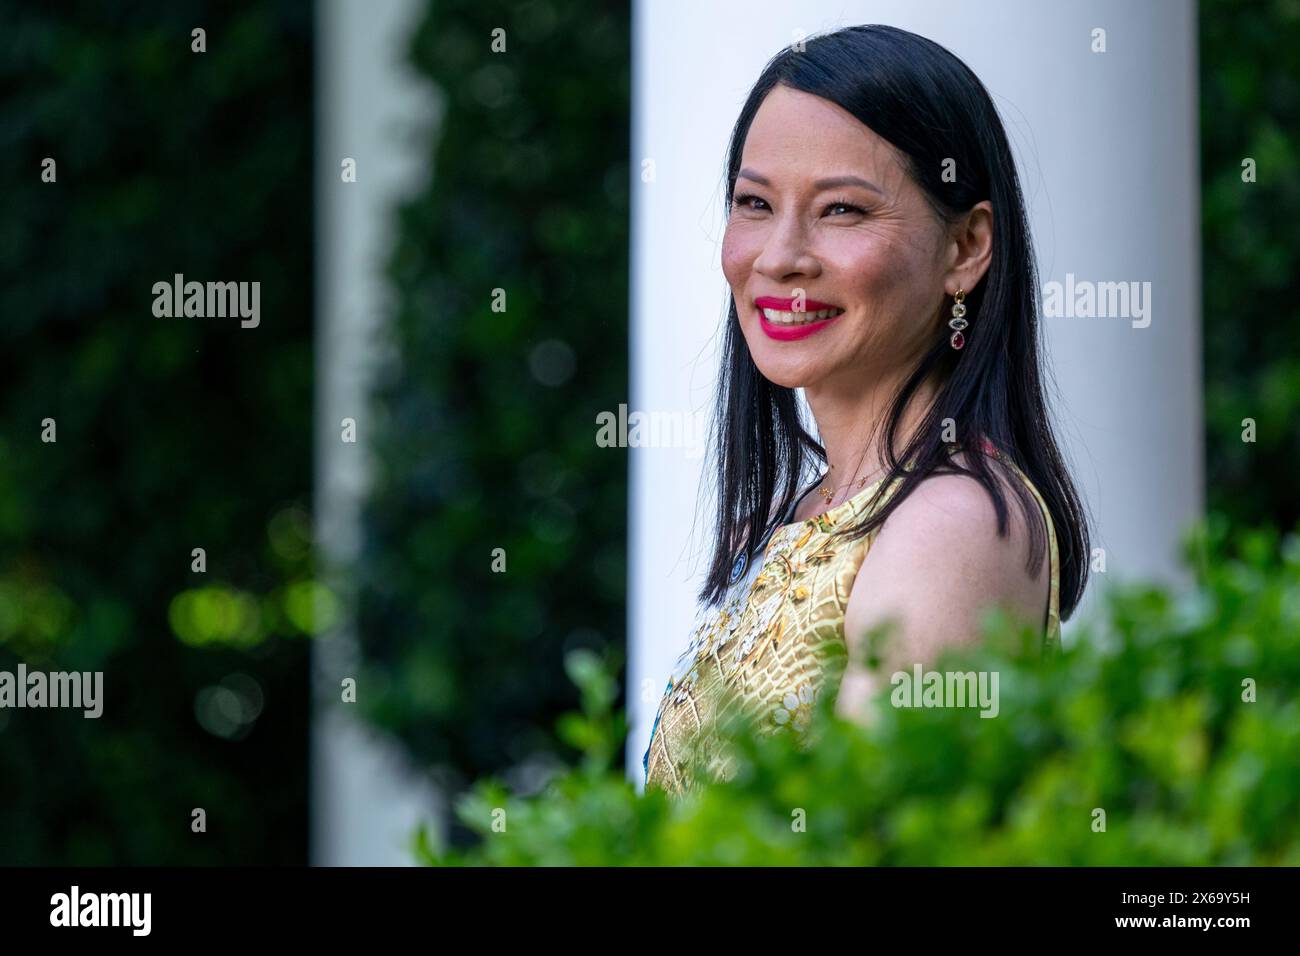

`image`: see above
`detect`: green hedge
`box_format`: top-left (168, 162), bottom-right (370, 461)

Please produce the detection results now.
top-left (417, 515), bottom-right (1300, 866)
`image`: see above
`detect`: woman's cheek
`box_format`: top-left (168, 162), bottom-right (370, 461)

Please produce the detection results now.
top-left (720, 226), bottom-right (755, 288)
top-left (829, 238), bottom-right (909, 303)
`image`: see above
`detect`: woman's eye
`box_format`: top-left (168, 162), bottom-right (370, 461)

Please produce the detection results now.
top-left (730, 194), bottom-right (863, 216)
top-left (825, 201), bottom-right (865, 217)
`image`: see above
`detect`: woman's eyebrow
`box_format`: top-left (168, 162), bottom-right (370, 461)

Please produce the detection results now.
top-left (813, 174), bottom-right (884, 194)
top-left (735, 168), bottom-right (883, 195)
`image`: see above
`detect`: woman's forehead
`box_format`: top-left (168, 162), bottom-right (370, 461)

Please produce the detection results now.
top-left (741, 87), bottom-right (904, 186)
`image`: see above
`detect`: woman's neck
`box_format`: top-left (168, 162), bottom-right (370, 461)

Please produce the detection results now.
top-left (804, 368), bottom-right (941, 490)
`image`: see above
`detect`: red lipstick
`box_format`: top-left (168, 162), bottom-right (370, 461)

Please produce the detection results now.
top-left (753, 296), bottom-right (844, 341)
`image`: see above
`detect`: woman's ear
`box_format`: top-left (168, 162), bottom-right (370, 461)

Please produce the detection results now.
top-left (944, 200), bottom-right (994, 294)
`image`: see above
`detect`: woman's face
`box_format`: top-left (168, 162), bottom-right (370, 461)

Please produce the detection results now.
top-left (721, 84), bottom-right (954, 392)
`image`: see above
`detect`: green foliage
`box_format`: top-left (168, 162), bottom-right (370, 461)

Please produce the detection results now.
top-left (418, 516), bottom-right (1300, 866)
top-left (1201, 0), bottom-right (1300, 529)
top-left (356, 0), bottom-right (630, 788)
top-left (0, 3), bottom-right (314, 863)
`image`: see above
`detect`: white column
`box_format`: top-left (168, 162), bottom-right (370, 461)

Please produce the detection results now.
top-left (628, 0), bottom-right (1201, 782)
top-left (312, 0), bottom-right (441, 865)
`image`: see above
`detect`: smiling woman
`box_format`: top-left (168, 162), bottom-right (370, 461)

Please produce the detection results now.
top-left (642, 24), bottom-right (1091, 798)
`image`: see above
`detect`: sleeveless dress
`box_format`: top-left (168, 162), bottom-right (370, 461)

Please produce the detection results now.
top-left (641, 437), bottom-right (1061, 798)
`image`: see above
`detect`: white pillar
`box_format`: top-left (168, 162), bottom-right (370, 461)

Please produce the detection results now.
top-left (628, 0), bottom-right (1201, 783)
top-left (312, 0), bottom-right (441, 865)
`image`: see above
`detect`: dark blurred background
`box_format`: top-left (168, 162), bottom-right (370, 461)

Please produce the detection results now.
top-left (0, 2), bottom-right (315, 864)
top-left (1201, 0), bottom-right (1300, 529)
top-left (353, 0), bottom-right (629, 838)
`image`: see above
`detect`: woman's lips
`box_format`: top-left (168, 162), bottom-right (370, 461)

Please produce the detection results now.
top-left (753, 296), bottom-right (845, 341)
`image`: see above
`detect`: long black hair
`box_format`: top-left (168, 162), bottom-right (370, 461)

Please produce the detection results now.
top-left (701, 24), bottom-right (1090, 622)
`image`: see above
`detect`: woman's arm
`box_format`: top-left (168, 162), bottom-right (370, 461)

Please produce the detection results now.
top-left (835, 462), bottom-right (1050, 725)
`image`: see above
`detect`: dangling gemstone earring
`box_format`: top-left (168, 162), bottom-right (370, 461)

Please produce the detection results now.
top-left (949, 289), bottom-right (968, 350)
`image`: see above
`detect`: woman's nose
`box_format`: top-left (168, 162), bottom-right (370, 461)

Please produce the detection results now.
top-left (752, 217), bottom-right (821, 281)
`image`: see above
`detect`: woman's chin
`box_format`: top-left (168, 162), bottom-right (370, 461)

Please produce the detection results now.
top-left (751, 356), bottom-right (825, 390)
top-left (744, 326), bottom-right (840, 390)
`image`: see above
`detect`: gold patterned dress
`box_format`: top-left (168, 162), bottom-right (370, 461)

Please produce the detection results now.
top-left (641, 438), bottom-right (1061, 797)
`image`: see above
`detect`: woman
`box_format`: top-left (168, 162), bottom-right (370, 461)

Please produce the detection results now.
top-left (642, 25), bottom-right (1090, 797)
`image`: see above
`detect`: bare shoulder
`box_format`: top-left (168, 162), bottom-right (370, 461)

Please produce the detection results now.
top-left (843, 452), bottom-right (1049, 661)
top-left (874, 452), bottom-right (1042, 561)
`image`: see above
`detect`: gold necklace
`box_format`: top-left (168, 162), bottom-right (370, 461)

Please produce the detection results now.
top-left (816, 463), bottom-right (888, 505)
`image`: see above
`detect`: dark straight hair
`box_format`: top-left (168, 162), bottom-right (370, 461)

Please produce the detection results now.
top-left (701, 24), bottom-right (1090, 621)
